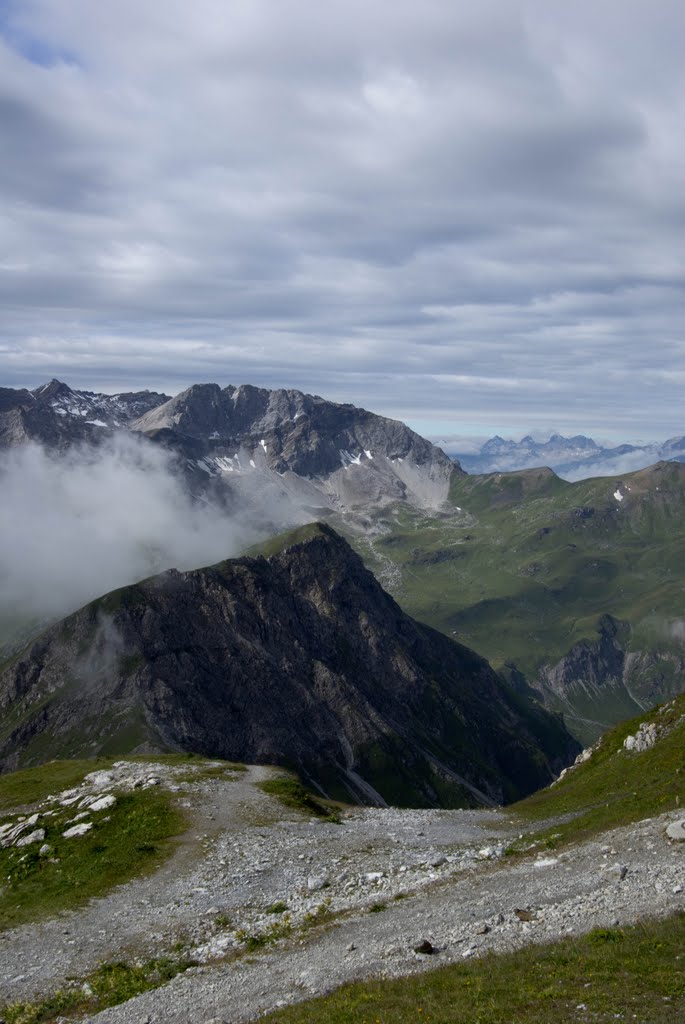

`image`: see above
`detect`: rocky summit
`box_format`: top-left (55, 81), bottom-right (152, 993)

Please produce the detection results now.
top-left (130, 381), bottom-right (461, 511)
top-left (0, 379), bottom-right (462, 514)
top-left (0, 379), bottom-right (169, 449)
top-left (0, 523), bottom-right (577, 806)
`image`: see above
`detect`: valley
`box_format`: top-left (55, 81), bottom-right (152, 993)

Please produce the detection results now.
top-left (346, 462), bottom-right (685, 744)
top-left (1, 378), bottom-right (685, 1021)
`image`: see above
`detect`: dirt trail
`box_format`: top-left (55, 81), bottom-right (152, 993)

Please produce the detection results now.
top-left (1, 762), bottom-right (684, 1024)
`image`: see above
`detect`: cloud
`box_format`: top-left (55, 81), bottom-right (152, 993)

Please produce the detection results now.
top-left (0, 1), bottom-right (683, 437)
top-left (0, 434), bottom-right (281, 626)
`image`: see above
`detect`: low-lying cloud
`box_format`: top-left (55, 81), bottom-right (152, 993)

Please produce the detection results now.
top-left (0, 434), bottom-right (275, 628)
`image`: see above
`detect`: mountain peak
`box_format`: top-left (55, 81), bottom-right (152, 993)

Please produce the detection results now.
top-left (0, 524), bottom-right (578, 805)
top-left (32, 379), bottom-right (73, 400)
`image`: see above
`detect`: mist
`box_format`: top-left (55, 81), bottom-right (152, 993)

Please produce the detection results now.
top-left (0, 434), bottom-right (284, 626)
top-left (558, 450), bottom-right (665, 482)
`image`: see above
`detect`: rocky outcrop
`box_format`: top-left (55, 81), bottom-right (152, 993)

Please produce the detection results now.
top-left (623, 722), bottom-right (658, 752)
top-left (0, 380), bottom-right (169, 449)
top-left (130, 382), bottom-right (462, 512)
top-left (531, 614), bottom-right (685, 742)
top-left (536, 615), bottom-right (628, 708)
top-left (0, 524), bottom-right (578, 807)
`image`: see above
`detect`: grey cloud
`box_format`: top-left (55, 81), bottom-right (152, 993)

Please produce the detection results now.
top-left (0, 1), bottom-right (683, 438)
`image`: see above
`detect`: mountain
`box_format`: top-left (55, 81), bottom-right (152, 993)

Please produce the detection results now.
top-left (448, 432), bottom-right (685, 481)
top-left (0, 523), bottom-right (577, 807)
top-left (130, 382), bottom-right (461, 512)
top-left (0, 379), bottom-right (170, 449)
top-left (0, 380), bottom-right (461, 513)
top-left (352, 461), bottom-right (685, 745)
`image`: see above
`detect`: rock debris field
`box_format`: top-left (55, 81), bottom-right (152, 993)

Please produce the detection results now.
top-left (1, 760), bottom-right (684, 1023)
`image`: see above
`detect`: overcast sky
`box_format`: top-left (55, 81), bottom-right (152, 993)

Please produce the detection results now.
top-left (0, 1), bottom-right (683, 441)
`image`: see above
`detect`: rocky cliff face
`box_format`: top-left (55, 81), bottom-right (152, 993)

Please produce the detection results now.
top-left (532, 615), bottom-right (685, 743)
top-left (131, 382), bottom-right (461, 512)
top-left (0, 524), bottom-right (577, 807)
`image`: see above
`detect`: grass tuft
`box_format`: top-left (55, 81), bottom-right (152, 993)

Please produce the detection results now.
top-left (257, 774), bottom-right (341, 821)
top-left (3, 953), bottom-right (198, 1023)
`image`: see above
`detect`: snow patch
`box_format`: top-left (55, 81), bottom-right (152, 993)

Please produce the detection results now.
top-left (340, 449), bottom-right (363, 469)
top-left (614, 489), bottom-right (624, 502)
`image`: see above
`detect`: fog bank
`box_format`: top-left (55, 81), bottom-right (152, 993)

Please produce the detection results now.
top-left (0, 435), bottom-right (268, 625)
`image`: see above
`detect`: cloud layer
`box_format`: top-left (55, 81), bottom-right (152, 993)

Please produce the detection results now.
top-left (0, 1), bottom-right (683, 436)
top-left (0, 435), bottom-right (263, 625)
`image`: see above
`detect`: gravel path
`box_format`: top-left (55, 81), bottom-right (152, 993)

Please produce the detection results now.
top-left (1, 761), bottom-right (684, 1024)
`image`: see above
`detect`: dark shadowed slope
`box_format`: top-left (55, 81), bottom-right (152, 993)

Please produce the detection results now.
top-left (0, 524), bottom-right (577, 807)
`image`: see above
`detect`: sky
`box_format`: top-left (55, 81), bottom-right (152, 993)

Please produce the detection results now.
top-left (0, 0), bottom-right (683, 442)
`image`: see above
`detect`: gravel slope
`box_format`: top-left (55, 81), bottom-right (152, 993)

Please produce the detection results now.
top-left (1, 761), bottom-right (684, 1024)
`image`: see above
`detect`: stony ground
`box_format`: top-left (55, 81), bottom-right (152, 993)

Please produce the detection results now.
top-left (1, 760), bottom-right (684, 1024)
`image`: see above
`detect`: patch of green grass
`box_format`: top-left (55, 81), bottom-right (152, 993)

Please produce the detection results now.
top-left (301, 900), bottom-right (333, 930)
top-left (0, 759), bottom-right (113, 812)
top-left (235, 915), bottom-right (293, 951)
top-left (245, 522), bottom-right (330, 560)
top-left (266, 900), bottom-right (289, 915)
top-left (369, 901), bottom-right (386, 913)
top-left (0, 786), bottom-right (186, 931)
top-left (258, 773), bottom-right (341, 821)
top-left (261, 913), bottom-right (685, 1024)
top-left (3, 953), bottom-right (198, 1024)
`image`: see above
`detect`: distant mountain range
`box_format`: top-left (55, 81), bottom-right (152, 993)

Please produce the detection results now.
top-left (446, 432), bottom-right (685, 480)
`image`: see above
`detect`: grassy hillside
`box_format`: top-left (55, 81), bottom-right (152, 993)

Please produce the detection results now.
top-left (346, 461), bottom-right (685, 741)
top-left (512, 692), bottom-right (685, 844)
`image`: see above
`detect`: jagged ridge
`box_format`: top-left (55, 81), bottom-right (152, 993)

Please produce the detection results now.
top-left (0, 524), bottom-right (578, 807)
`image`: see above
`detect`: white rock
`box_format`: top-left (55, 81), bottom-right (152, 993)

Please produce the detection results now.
top-left (1, 821), bottom-right (30, 847)
top-left (83, 771), bottom-right (115, 789)
top-left (65, 812), bottom-right (91, 825)
top-left (666, 820), bottom-right (685, 841)
top-left (63, 822), bottom-right (94, 839)
top-left (307, 873), bottom-right (329, 891)
top-left (89, 795), bottom-right (117, 813)
top-left (624, 722), bottom-right (657, 753)
top-left (364, 872), bottom-right (384, 883)
top-left (602, 862), bottom-right (628, 881)
top-left (16, 828), bottom-right (46, 847)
